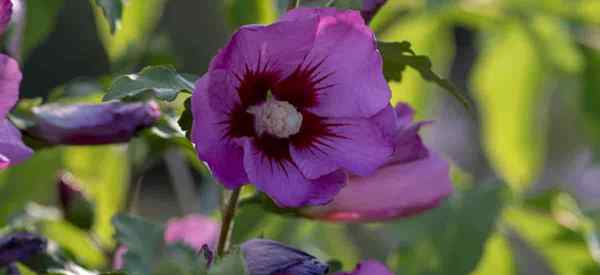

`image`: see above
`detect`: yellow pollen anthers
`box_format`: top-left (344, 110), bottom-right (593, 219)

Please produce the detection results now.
top-left (248, 96), bottom-right (303, 138)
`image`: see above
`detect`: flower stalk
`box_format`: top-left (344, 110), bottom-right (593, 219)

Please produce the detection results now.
top-left (216, 187), bottom-right (242, 257)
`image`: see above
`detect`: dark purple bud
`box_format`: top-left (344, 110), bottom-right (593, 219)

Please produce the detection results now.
top-left (28, 101), bottom-right (160, 145)
top-left (0, 0), bottom-right (12, 34)
top-left (0, 233), bottom-right (47, 266)
top-left (241, 239), bottom-right (329, 275)
top-left (57, 172), bottom-right (95, 230)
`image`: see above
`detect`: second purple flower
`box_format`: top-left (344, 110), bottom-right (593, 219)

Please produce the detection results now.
top-left (191, 8), bottom-right (395, 207)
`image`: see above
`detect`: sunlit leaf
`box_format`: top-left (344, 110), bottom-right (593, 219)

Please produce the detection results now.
top-left (94, 0), bottom-right (166, 61)
top-left (375, 14), bottom-right (451, 116)
top-left (378, 40), bottom-right (470, 110)
top-left (39, 220), bottom-right (106, 268)
top-left (112, 214), bottom-right (165, 275)
top-left (103, 66), bottom-right (197, 102)
top-left (506, 207), bottom-right (598, 275)
top-left (63, 146), bottom-right (128, 246)
top-left (93, 0), bottom-right (123, 34)
top-left (472, 22), bottom-right (546, 191)
top-left (529, 15), bottom-right (583, 73)
top-left (225, 0), bottom-right (276, 29)
top-left (580, 46), bottom-right (600, 154)
top-left (472, 233), bottom-right (517, 275)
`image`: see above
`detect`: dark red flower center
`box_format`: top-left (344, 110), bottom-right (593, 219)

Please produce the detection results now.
top-left (225, 58), bottom-right (338, 162)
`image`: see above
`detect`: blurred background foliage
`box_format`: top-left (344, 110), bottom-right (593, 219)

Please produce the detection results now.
top-left (2, 0), bottom-right (600, 274)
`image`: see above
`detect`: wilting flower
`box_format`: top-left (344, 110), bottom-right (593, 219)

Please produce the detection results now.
top-left (0, 54), bottom-right (32, 169)
top-left (241, 239), bottom-right (329, 275)
top-left (0, 0), bottom-right (12, 34)
top-left (361, 0), bottom-right (387, 23)
top-left (0, 232), bottom-right (47, 267)
top-left (28, 101), bottom-right (160, 145)
top-left (334, 260), bottom-right (394, 275)
top-left (192, 7), bottom-right (395, 207)
top-left (57, 172), bottom-right (95, 230)
top-left (301, 103), bottom-right (453, 222)
top-left (114, 214), bottom-right (219, 269)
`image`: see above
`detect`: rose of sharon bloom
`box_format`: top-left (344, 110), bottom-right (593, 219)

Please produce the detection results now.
top-left (0, 232), bottom-right (47, 266)
top-left (301, 103), bottom-right (453, 222)
top-left (113, 214), bottom-right (219, 269)
top-left (334, 260), bottom-right (394, 275)
top-left (0, 0), bottom-right (12, 34)
top-left (0, 54), bottom-right (32, 169)
top-left (28, 101), bottom-right (160, 145)
top-left (241, 239), bottom-right (329, 275)
top-left (192, 7), bottom-right (395, 207)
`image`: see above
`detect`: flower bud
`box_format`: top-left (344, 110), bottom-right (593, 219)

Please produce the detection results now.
top-left (57, 172), bottom-right (95, 231)
top-left (0, 0), bottom-right (12, 34)
top-left (28, 101), bottom-right (160, 145)
top-left (0, 232), bottom-right (47, 266)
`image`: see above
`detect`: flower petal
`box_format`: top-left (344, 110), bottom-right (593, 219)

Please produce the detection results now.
top-left (284, 8), bottom-right (391, 118)
top-left (191, 74), bottom-right (248, 188)
top-left (0, 119), bottom-right (32, 169)
top-left (302, 152), bottom-right (452, 222)
top-left (243, 138), bottom-right (347, 207)
top-left (209, 16), bottom-right (318, 82)
top-left (28, 101), bottom-right (160, 145)
top-left (0, 0), bottom-right (12, 34)
top-left (164, 214), bottom-right (220, 250)
top-left (335, 260), bottom-right (394, 275)
top-left (241, 239), bottom-right (329, 275)
top-left (0, 54), bottom-right (21, 119)
top-left (290, 116), bottom-right (393, 179)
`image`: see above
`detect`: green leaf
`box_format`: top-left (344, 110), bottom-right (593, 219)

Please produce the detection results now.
top-left (225, 0), bottom-right (276, 29)
top-left (0, 148), bottom-right (64, 225)
top-left (94, 0), bottom-right (166, 61)
top-left (23, 0), bottom-right (65, 60)
top-left (207, 249), bottom-right (246, 275)
top-left (63, 146), bottom-right (128, 246)
top-left (388, 183), bottom-right (506, 275)
top-left (154, 244), bottom-right (209, 275)
top-left (104, 66), bottom-right (197, 102)
top-left (39, 220), bottom-right (106, 268)
top-left (471, 233), bottom-right (517, 275)
top-left (112, 214), bottom-right (165, 275)
top-left (472, 23), bottom-right (546, 191)
top-left (506, 207), bottom-right (598, 275)
top-left (378, 40), bottom-right (470, 110)
top-left (581, 46), bottom-right (600, 155)
top-left (93, 0), bottom-right (123, 34)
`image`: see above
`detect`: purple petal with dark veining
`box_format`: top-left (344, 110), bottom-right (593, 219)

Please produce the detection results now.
top-left (241, 239), bottom-right (329, 275)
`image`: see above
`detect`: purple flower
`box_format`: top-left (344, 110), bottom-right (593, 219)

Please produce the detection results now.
top-left (301, 103), bottom-right (453, 222)
top-left (0, 233), bottom-right (47, 267)
top-left (113, 214), bottom-right (219, 269)
top-left (0, 54), bottom-right (31, 169)
top-left (0, 0), bottom-right (12, 34)
top-left (28, 101), bottom-right (160, 145)
top-left (361, 0), bottom-right (387, 23)
top-left (191, 7), bottom-right (394, 207)
top-left (334, 260), bottom-right (394, 275)
top-left (241, 239), bottom-right (329, 275)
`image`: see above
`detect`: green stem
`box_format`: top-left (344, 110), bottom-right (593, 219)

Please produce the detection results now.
top-left (216, 187), bottom-right (242, 257)
top-left (325, 0), bottom-right (337, 7)
top-left (288, 0), bottom-right (300, 10)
